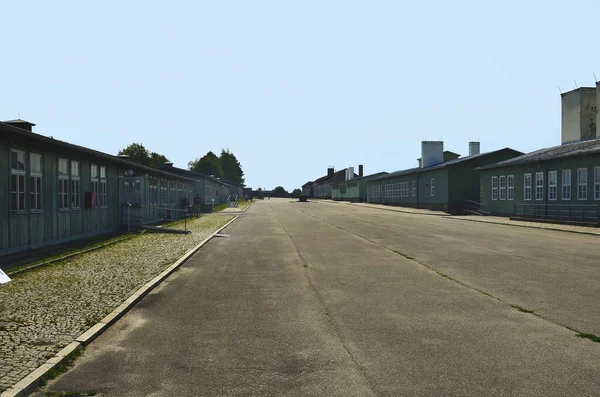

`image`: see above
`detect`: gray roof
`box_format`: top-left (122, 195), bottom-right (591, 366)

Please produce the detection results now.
top-left (476, 139), bottom-right (600, 170)
top-left (374, 148), bottom-right (523, 181)
top-left (3, 119), bottom-right (36, 126)
top-left (0, 121), bottom-right (201, 183)
top-left (355, 171), bottom-right (388, 181)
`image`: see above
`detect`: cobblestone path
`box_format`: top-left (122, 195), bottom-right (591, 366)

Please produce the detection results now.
top-left (0, 215), bottom-right (233, 390)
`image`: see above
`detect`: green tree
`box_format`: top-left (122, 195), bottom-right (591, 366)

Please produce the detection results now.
top-left (219, 149), bottom-right (245, 186)
top-left (273, 186), bottom-right (288, 197)
top-left (118, 143), bottom-right (171, 167)
top-left (149, 152), bottom-right (170, 167)
top-left (292, 188), bottom-right (302, 197)
top-left (188, 151), bottom-right (223, 177)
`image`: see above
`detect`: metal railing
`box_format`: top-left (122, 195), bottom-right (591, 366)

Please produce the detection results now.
top-left (515, 204), bottom-right (600, 223)
top-left (463, 200), bottom-right (489, 216)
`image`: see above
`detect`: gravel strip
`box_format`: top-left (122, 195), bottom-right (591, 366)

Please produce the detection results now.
top-left (0, 214), bottom-right (234, 390)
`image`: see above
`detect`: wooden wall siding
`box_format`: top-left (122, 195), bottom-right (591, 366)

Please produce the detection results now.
top-left (29, 213), bottom-right (46, 246)
top-left (0, 139), bottom-right (9, 250)
top-left (9, 215), bottom-right (28, 248)
top-left (480, 153), bottom-right (600, 216)
top-left (44, 151), bottom-right (59, 242)
top-left (2, 133), bottom-right (210, 256)
top-left (71, 210), bottom-right (82, 236)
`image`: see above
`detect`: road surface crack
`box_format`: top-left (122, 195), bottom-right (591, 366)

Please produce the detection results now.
top-left (290, 205), bottom-right (600, 343)
top-left (269, 204), bottom-right (383, 397)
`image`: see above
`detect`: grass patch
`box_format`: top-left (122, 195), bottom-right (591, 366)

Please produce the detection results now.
top-left (575, 333), bottom-right (600, 343)
top-left (510, 304), bottom-right (534, 314)
top-left (213, 203), bottom-right (229, 212)
top-left (6, 234), bottom-right (135, 276)
top-left (39, 347), bottom-right (84, 387)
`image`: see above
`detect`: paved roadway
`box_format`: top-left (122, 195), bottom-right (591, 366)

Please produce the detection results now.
top-left (41, 199), bottom-right (600, 396)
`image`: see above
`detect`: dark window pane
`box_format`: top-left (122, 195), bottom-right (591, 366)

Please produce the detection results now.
top-left (11, 192), bottom-right (17, 210)
top-left (19, 175), bottom-right (25, 193)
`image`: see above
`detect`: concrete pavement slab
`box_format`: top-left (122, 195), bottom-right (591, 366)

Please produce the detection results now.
top-left (38, 199), bottom-right (600, 396)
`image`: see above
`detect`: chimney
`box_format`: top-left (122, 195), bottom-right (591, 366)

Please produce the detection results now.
top-left (346, 167), bottom-right (354, 181)
top-left (358, 164), bottom-right (363, 178)
top-left (3, 119), bottom-right (36, 132)
top-left (469, 142), bottom-right (480, 156)
top-left (561, 87), bottom-right (597, 144)
top-left (421, 141), bottom-right (444, 168)
top-left (327, 167), bottom-right (334, 178)
top-left (417, 158), bottom-right (422, 168)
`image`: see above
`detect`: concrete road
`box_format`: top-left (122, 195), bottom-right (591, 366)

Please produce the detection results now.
top-left (41, 199), bottom-right (600, 396)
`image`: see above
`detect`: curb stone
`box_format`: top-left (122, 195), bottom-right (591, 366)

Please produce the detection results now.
top-left (2, 215), bottom-right (239, 397)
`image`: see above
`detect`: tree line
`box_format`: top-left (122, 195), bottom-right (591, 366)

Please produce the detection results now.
top-left (118, 143), bottom-right (245, 186)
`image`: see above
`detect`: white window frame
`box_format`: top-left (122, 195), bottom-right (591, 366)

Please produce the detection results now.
top-left (430, 178), bottom-right (435, 197)
top-left (548, 170), bottom-right (557, 201)
top-left (59, 158), bottom-right (70, 210)
top-left (491, 176), bottom-right (498, 200)
top-left (524, 173), bottom-right (532, 201)
top-left (30, 153), bottom-right (43, 212)
top-left (507, 175), bottom-right (514, 200)
top-left (577, 168), bottom-right (588, 200)
top-left (535, 172), bottom-right (544, 201)
top-left (412, 181), bottom-right (416, 197)
top-left (562, 169), bottom-right (571, 200)
top-left (91, 164), bottom-right (99, 208)
top-left (595, 167), bottom-right (600, 200)
top-left (499, 176), bottom-right (506, 200)
top-left (71, 161), bottom-right (80, 209)
top-left (10, 149), bottom-right (27, 212)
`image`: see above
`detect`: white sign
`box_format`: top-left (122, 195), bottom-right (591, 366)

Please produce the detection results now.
top-left (0, 269), bottom-right (11, 284)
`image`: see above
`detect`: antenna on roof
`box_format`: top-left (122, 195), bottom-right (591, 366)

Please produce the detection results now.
top-left (557, 86), bottom-right (562, 94)
top-left (594, 72), bottom-right (598, 83)
top-left (574, 80), bottom-right (578, 89)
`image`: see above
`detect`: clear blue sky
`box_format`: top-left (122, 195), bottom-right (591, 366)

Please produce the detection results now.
top-left (2, 1), bottom-right (598, 191)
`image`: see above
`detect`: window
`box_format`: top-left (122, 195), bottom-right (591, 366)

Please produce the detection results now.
top-left (499, 176), bottom-right (506, 200)
top-left (577, 168), bottom-right (587, 200)
top-left (412, 181), bottom-right (416, 197)
top-left (507, 175), bottom-right (514, 200)
top-left (595, 167), bottom-right (600, 200)
top-left (524, 173), bottom-right (532, 200)
top-left (562, 170), bottom-right (571, 200)
top-left (535, 172), bottom-right (544, 201)
top-left (548, 171), bottom-right (557, 201)
top-left (71, 161), bottom-right (80, 209)
top-left (59, 159), bottom-right (69, 210)
top-left (430, 178), bottom-right (435, 196)
top-left (11, 149), bottom-right (26, 212)
top-left (30, 153), bottom-right (43, 211)
top-left (491, 176), bottom-right (498, 200)
top-left (91, 164), bottom-right (99, 207)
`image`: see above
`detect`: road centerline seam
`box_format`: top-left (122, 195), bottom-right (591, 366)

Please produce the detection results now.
top-left (268, 203), bottom-right (383, 397)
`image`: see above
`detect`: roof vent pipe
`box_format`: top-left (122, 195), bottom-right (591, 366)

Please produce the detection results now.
top-left (469, 142), bottom-right (480, 156)
top-left (421, 141), bottom-right (444, 168)
top-left (346, 167), bottom-right (354, 181)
